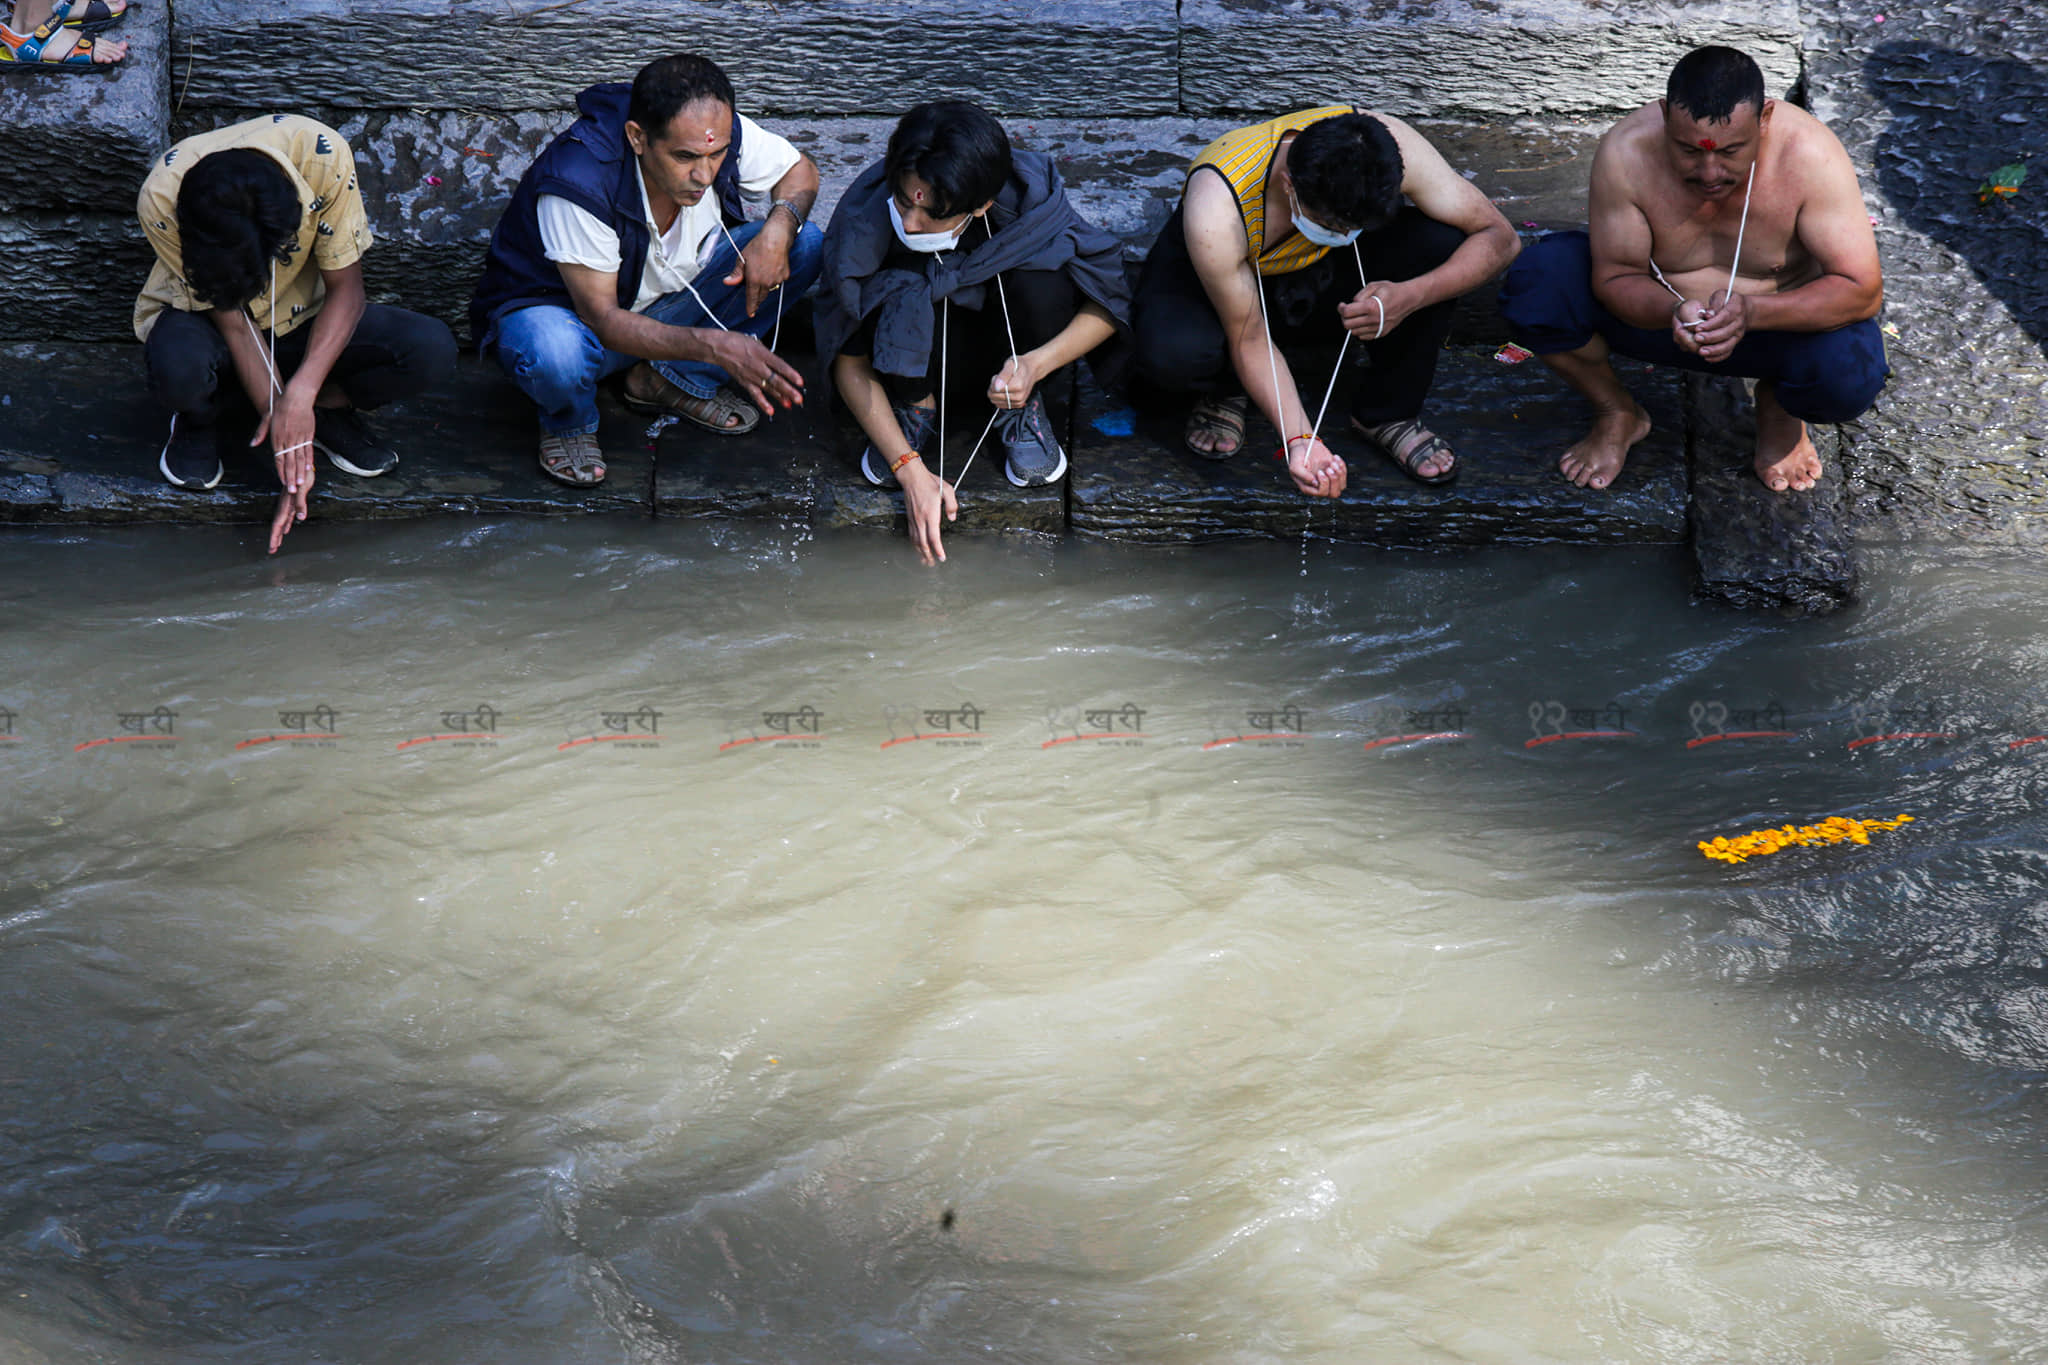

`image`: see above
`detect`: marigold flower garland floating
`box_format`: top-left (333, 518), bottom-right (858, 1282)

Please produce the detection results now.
top-left (1698, 814), bottom-right (1913, 864)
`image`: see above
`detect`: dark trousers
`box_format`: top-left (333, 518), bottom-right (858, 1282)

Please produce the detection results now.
top-left (144, 303), bottom-right (458, 431)
top-left (1499, 230), bottom-right (1888, 424)
top-left (1131, 203), bottom-right (1465, 425)
top-left (842, 269), bottom-right (1085, 415)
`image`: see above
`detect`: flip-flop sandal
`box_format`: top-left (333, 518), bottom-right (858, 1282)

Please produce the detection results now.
top-left (1354, 417), bottom-right (1459, 485)
top-left (621, 364), bottom-right (760, 436)
top-left (538, 433), bottom-right (606, 487)
top-left (0, 15), bottom-right (115, 65)
top-left (1183, 393), bottom-right (1248, 460)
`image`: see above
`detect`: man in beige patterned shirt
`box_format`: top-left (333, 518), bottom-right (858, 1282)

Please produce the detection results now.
top-left (136, 114), bottom-right (455, 552)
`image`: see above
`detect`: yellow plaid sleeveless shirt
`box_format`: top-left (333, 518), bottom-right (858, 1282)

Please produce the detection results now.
top-left (1189, 105), bottom-right (1357, 277)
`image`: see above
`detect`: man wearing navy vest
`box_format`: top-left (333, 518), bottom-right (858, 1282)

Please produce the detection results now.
top-left (472, 53), bottom-right (821, 486)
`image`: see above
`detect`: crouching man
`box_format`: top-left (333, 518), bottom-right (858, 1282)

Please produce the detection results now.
top-left (1500, 45), bottom-right (1886, 492)
top-left (471, 53), bottom-right (822, 487)
top-left (138, 114), bottom-right (457, 552)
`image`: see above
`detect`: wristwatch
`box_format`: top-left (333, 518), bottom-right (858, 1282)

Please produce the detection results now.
top-left (769, 198), bottom-right (805, 229)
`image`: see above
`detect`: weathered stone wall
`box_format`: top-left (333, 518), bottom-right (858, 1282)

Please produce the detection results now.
top-left (1799, 3), bottom-right (2048, 549)
top-left (1180, 0), bottom-right (1803, 118)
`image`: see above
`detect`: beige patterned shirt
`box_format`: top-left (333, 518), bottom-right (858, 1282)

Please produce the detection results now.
top-left (133, 114), bottom-right (373, 341)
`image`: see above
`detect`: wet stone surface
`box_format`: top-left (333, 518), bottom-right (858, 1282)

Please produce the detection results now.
top-left (168, 0), bottom-right (1182, 118)
top-left (1685, 375), bottom-right (1859, 617)
top-left (1801, 0), bottom-right (2048, 545)
top-left (0, 345), bottom-right (658, 524)
top-left (1072, 346), bottom-right (1689, 546)
top-left (1180, 0), bottom-right (1802, 120)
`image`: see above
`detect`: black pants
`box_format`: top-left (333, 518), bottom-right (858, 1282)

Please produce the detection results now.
top-left (145, 303), bottom-right (457, 431)
top-left (1131, 204), bottom-right (1464, 426)
top-left (842, 269), bottom-right (1084, 415)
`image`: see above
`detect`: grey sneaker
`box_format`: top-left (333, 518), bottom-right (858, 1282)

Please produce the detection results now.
top-left (859, 402), bottom-right (938, 487)
top-left (999, 392), bottom-right (1067, 487)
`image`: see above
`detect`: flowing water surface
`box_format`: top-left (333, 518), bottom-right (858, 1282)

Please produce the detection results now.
top-left (3, 521), bottom-right (2048, 1363)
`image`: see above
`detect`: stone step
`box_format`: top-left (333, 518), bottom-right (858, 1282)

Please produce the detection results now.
top-left (0, 0), bottom-right (169, 214)
top-left (0, 343), bottom-right (1696, 559)
top-left (1072, 347), bottom-right (1690, 546)
top-left (1685, 374), bottom-right (1858, 615)
top-left (0, 210), bottom-right (154, 343)
top-left (0, 343), bottom-right (659, 524)
top-left (168, 0), bottom-right (1181, 117)
top-left (1181, 0), bottom-right (1804, 120)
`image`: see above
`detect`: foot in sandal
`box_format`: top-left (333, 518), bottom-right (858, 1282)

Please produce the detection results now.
top-left (538, 431), bottom-right (607, 487)
top-left (1, 2), bottom-right (126, 65)
top-left (620, 362), bottom-right (759, 436)
top-left (1183, 392), bottom-right (1247, 460)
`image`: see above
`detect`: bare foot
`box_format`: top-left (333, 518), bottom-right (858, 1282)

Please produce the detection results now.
top-left (1753, 382), bottom-right (1822, 491)
top-left (1559, 403), bottom-right (1651, 490)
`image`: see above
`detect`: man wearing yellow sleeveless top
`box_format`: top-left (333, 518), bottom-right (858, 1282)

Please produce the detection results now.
top-left (1132, 108), bottom-right (1520, 493)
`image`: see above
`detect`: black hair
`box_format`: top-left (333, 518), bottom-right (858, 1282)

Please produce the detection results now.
top-left (885, 100), bottom-right (1013, 219)
top-left (1666, 46), bottom-right (1767, 122)
top-left (1287, 113), bottom-right (1404, 233)
top-left (630, 53), bottom-right (736, 139)
top-left (175, 148), bottom-right (303, 310)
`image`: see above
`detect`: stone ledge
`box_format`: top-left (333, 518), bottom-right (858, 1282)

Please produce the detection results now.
top-left (1685, 374), bottom-right (1858, 615)
top-left (0, 345), bottom-right (659, 524)
top-left (0, 212), bottom-right (151, 343)
top-left (1072, 347), bottom-right (1690, 546)
top-left (169, 0), bottom-right (1181, 117)
top-left (1180, 0), bottom-right (1805, 120)
top-left (0, 0), bottom-right (169, 213)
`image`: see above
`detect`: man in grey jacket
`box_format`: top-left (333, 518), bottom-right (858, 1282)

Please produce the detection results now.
top-left (818, 101), bottom-right (1132, 565)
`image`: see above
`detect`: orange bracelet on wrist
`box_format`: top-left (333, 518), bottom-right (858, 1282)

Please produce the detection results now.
top-left (891, 450), bottom-right (922, 473)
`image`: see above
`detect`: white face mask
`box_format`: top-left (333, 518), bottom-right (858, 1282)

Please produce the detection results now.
top-left (889, 196), bottom-right (967, 254)
top-left (1289, 191), bottom-right (1362, 248)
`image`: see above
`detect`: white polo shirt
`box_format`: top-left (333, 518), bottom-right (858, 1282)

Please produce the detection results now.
top-left (536, 115), bottom-right (802, 313)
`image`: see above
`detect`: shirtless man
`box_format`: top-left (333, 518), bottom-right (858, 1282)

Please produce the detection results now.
top-left (1500, 45), bottom-right (1886, 492)
top-left (1134, 108), bottom-right (1520, 493)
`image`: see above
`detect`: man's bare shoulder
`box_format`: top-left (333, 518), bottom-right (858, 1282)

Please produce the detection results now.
top-left (1594, 104), bottom-right (1666, 170)
top-left (1767, 100), bottom-right (1855, 177)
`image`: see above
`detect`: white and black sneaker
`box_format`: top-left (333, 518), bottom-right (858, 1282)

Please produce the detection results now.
top-left (999, 392), bottom-right (1068, 487)
top-left (157, 414), bottom-right (223, 490)
top-left (313, 408), bottom-right (400, 477)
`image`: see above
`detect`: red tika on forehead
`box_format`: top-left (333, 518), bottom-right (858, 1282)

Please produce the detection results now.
top-left (1697, 136), bottom-right (1718, 150)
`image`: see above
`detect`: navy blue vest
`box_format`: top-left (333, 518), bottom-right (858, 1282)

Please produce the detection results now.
top-left (470, 82), bottom-right (745, 342)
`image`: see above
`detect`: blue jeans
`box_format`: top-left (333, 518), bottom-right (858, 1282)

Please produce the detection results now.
top-left (488, 220), bottom-right (823, 436)
top-left (1499, 230), bottom-right (1889, 425)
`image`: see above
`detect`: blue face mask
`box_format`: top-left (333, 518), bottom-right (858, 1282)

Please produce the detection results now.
top-left (1289, 191), bottom-right (1363, 248)
top-left (889, 197), bottom-right (967, 254)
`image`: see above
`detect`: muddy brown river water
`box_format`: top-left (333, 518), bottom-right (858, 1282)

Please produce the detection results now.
top-left (3, 521), bottom-right (2047, 1362)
